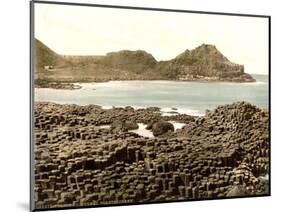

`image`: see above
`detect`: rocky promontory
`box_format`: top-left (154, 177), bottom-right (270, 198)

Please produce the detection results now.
top-left (33, 101), bottom-right (269, 209)
top-left (160, 44), bottom-right (255, 82)
top-left (34, 39), bottom-right (255, 89)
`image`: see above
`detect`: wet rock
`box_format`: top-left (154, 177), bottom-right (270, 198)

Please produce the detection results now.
top-left (110, 120), bottom-right (125, 132)
top-left (152, 121), bottom-right (174, 136)
top-left (124, 120), bottom-right (138, 130)
top-left (125, 106), bottom-right (134, 112)
top-left (111, 119), bottom-right (138, 132)
top-left (146, 122), bottom-right (153, 130)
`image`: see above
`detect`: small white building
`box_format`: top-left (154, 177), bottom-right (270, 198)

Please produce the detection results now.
top-left (44, 65), bottom-right (54, 70)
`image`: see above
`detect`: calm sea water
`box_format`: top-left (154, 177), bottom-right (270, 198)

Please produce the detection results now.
top-left (35, 74), bottom-right (268, 116)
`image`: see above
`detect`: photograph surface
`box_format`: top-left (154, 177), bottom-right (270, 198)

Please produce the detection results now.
top-left (31, 1), bottom-right (270, 210)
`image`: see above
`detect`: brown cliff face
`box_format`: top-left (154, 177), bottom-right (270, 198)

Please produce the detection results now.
top-left (34, 39), bottom-right (101, 72)
top-left (34, 39), bottom-right (255, 86)
top-left (162, 44), bottom-right (254, 82)
top-left (34, 39), bottom-right (61, 71)
top-left (101, 50), bottom-right (157, 75)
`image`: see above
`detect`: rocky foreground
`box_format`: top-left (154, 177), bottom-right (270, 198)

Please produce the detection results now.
top-left (33, 102), bottom-right (269, 209)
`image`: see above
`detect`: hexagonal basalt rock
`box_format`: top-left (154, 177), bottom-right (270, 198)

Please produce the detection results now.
top-left (33, 101), bottom-right (269, 209)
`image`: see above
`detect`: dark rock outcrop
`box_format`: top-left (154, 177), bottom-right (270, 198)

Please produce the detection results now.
top-left (124, 120), bottom-right (139, 130)
top-left (111, 119), bottom-right (139, 132)
top-left (152, 121), bottom-right (175, 136)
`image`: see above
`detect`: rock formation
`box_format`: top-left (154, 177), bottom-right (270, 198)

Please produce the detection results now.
top-left (152, 121), bottom-right (175, 136)
top-left (34, 39), bottom-right (255, 89)
top-left (33, 101), bottom-right (269, 209)
top-left (111, 119), bottom-right (139, 132)
top-left (165, 44), bottom-right (254, 82)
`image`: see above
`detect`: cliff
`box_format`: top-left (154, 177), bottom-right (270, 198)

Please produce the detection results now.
top-left (168, 44), bottom-right (254, 82)
top-left (34, 39), bottom-right (255, 87)
top-left (34, 39), bottom-right (68, 71)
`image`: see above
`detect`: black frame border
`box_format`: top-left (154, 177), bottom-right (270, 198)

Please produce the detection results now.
top-left (30, 1), bottom-right (271, 211)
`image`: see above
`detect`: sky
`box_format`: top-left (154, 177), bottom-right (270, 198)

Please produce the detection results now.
top-left (34, 3), bottom-right (269, 75)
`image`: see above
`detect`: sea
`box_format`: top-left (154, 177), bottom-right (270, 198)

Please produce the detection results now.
top-left (34, 74), bottom-right (269, 116)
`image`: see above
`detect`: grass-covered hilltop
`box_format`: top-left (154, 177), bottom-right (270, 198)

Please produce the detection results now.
top-left (34, 39), bottom-right (255, 89)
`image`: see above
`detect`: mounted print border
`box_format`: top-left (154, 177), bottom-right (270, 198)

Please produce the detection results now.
top-left (30, 1), bottom-right (271, 211)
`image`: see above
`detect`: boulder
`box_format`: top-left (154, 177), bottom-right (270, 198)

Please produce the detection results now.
top-left (152, 121), bottom-right (174, 136)
top-left (111, 120), bottom-right (138, 132)
top-left (124, 120), bottom-right (139, 130)
top-left (125, 106), bottom-right (134, 112)
top-left (146, 122), bottom-right (153, 130)
top-left (111, 120), bottom-right (125, 132)
top-left (146, 119), bottom-right (159, 130)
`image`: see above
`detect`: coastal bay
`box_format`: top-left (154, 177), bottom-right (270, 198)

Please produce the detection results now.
top-left (35, 74), bottom-right (268, 116)
top-left (33, 39), bottom-right (269, 208)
